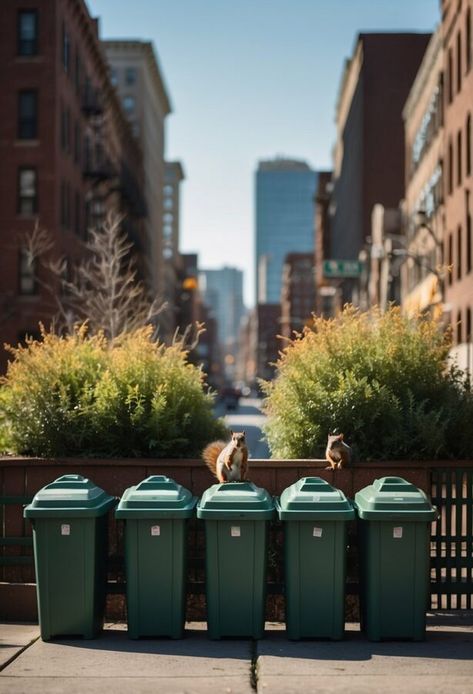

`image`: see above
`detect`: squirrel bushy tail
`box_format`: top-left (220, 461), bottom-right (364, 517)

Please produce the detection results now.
top-left (202, 440), bottom-right (227, 477)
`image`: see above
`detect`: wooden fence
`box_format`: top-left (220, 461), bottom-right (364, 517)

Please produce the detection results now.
top-left (1, 457), bottom-right (472, 620)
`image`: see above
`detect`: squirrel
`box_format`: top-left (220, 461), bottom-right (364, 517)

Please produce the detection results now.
top-left (202, 431), bottom-right (249, 483)
top-left (325, 432), bottom-right (352, 470)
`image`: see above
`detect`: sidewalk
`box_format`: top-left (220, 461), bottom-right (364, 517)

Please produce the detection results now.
top-left (1, 615), bottom-right (472, 694)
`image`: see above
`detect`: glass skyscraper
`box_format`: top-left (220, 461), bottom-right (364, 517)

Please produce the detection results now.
top-left (255, 159), bottom-right (317, 304)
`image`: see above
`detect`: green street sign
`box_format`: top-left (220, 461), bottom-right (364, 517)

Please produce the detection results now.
top-left (323, 259), bottom-right (362, 278)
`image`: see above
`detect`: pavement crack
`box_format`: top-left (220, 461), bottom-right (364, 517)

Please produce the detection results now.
top-left (0, 635), bottom-right (40, 674)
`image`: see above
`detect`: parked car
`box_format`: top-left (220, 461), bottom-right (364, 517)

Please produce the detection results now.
top-left (220, 386), bottom-right (240, 411)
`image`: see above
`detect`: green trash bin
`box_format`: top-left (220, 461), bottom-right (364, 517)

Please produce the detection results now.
top-left (115, 475), bottom-right (197, 639)
top-left (355, 476), bottom-right (438, 641)
top-left (276, 477), bottom-right (355, 640)
top-left (24, 474), bottom-right (117, 641)
top-left (197, 481), bottom-right (275, 639)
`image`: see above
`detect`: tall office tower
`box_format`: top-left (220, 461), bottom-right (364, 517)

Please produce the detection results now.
top-left (200, 267), bottom-right (245, 380)
top-left (331, 32), bottom-right (430, 303)
top-left (103, 41), bottom-right (171, 306)
top-left (255, 159), bottom-right (317, 305)
top-left (0, 0), bottom-right (145, 373)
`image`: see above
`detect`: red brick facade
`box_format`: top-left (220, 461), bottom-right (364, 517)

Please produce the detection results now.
top-left (442, 0), bottom-right (473, 349)
top-left (0, 0), bottom-right (144, 372)
top-left (280, 252), bottom-right (315, 339)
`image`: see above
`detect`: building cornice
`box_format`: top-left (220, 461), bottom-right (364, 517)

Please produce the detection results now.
top-left (165, 161), bottom-right (185, 181)
top-left (102, 39), bottom-right (172, 115)
top-left (403, 26), bottom-right (442, 122)
top-left (335, 37), bottom-right (363, 133)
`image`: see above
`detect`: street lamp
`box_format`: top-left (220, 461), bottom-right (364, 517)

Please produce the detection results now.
top-left (414, 209), bottom-right (443, 250)
top-left (412, 209), bottom-right (445, 308)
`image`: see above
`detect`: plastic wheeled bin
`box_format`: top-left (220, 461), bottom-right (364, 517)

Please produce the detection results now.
top-left (355, 476), bottom-right (438, 641)
top-left (276, 477), bottom-right (355, 640)
top-left (197, 481), bottom-right (275, 639)
top-left (24, 474), bottom-right (117, 641)
top-left (115, 475), bottom-right (197, 639)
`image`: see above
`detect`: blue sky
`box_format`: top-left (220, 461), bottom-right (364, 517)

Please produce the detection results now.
top-left (88, 0), bottom-right (440, 306)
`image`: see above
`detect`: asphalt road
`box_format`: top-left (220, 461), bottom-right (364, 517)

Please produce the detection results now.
top-left (215, 396), bottom-right (270, 459)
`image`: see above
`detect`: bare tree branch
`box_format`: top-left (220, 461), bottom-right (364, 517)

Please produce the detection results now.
top-left (22, 213), bottom-right (168, 342)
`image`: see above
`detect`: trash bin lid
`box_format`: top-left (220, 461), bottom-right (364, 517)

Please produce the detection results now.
top-left (355, 476), bottom-right (438, 520)
top-left (197, 481), bottom-right (275, 519)
top-left (115, 475), bottom-right (197, 519)
top-left (24, 474), bottom-right (117, 518)
top-left (276, 477), bottom-right (355, 520)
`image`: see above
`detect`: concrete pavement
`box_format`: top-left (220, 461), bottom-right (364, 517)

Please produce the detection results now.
top-left (1, 616), bottom-right (473, 694)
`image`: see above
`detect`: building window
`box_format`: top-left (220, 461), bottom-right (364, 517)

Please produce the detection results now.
top-left (448, 138), bottom-right (453, 194)
top-left (164, 184), bottom-right (173, 195)
top-left (60, 180), bottom-right (70, 230)
top-left (75, 52), bottom-right (82, 93)
top-left (467, 8), bottom-right (472, 72)
top-left (457, 129), bottom-right (463, 186)
top-left (122, 95), bottom-right (135, 113)
top-left (75, 191), bottom-right (81, 235)
top-left (83, 134), bottom-right (91, 170)
top-left (448, 47), bottom-right (453, 103)
top-left (457, 31), bottom-right (462, 93)
top-left (85, 199), bottom-right (92, 237)
top-left (62, 22), bottom-right (70, 73)
top-left (110, 67), bottom-right (118, 86)
top-left (18, 249), bottom-right (36, 295)
top-left (467, 114), bottom-right (472, 176)
top-left (74, 121), bottom-right (80, 164)
top-left (163, 197), bottom-right (173, 210)
top-left (61, 106), bottom-right (70, 153)
top-left (448, 232), bottom-right (453, 286)
top-left (457, 311), bottom-right (462, 344)
top-left (18, 90), bottom-right (38, 139)
top-left (467, 191), bottom-right (472, 274)
top-left (18, 10), bottom-right (38, 56)
top-left (439, 72), bottom-right (444, 126)
top-left (125, 67), bottom-right (137, 85)
top-left (457, 224), bottom-right (463, 281)
top-left (18, 168), bottom-right (37, 214)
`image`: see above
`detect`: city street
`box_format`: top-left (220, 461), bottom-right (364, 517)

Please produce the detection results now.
top-left (215, 397), bottom-right (270, 459)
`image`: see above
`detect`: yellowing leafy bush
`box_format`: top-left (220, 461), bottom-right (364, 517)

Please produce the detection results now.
top-left (1, 326), bottom-right (225, 457)
top-left (262, 306), bottom-right (473, 460)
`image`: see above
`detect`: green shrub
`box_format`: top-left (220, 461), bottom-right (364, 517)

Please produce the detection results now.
top-left (262, 306), bottom-right (473, 460)
top-left (0, 326), bottom-right (225, 457)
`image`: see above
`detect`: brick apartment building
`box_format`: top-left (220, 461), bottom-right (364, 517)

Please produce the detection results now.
top-left (401, 27), bottom-right (445, 319)
top-left (441, 0), bottom-right (473, 371)
top-left (255, 303), bottom-right (281, 383)
top-left (102, 41), bottom-right (171, 317)
top-left (330, 33), bottom-right (431, 304)
top-left (280, 252), bottom-right (315, 340)
top-left (314, 170), bottom-right (339, 317)
top-left (0, 0), bottom-right (144, 371)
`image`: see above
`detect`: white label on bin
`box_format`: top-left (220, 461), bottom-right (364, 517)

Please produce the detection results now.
top-left (61, 524), bottom-right (70, 536)
top-left (313, 527), bottom-right (323, 538)
top-left (394, 497), bottom-right (404, 502)
top-left (151, 525), bottom-right (161, 536)
top-left (231, 526), bottom-right (241, 537)
top-left (314, 495), bottom-right (321, 502)
top-left (393, 526), bottom-right (403, 539)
